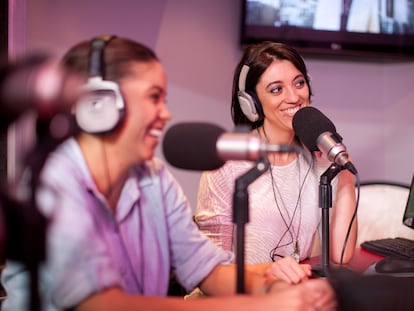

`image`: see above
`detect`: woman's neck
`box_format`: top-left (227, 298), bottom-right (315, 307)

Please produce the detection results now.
top-left (256, 125), bottom-right (298, 166)
top-left (77, 135), bottom-right (129, 212)
top-left (258, 123), bottom-right (295, 144)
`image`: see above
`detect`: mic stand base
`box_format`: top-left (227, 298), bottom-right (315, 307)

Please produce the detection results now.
top-left (311, 263), bottom-right (353, 279)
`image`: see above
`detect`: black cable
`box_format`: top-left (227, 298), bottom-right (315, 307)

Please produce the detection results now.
top-left (339, 172), bottom-right (360, 265)
top-left (269, 152), bottom-right (313, 262)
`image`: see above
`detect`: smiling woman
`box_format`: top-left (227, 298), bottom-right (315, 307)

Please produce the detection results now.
top-left (195, 41), bottom-right (357, 284)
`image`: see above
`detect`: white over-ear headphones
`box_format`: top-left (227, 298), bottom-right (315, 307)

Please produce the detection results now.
top-left (74, 35), bottom-right (125, 134)
top-left (237, 64), bottom-right (264, 122)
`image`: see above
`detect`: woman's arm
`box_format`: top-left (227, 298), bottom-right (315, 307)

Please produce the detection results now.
top-left (77, 277), bottom-right (336, 311)
top-left (195, 169), bottom-right (234, 252)
top-left (199, 264), bottom-right (264, 296)
top-left (330, 169), bottom-right (357, 263)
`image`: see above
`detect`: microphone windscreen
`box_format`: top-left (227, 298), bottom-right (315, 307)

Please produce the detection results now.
top-left (292, 106), bottom-right (336, 152)
top-left (162, 122), bottom-right (226, 171)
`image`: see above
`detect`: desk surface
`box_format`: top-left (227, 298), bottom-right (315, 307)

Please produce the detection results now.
top-left (304, 248), bottom-right (384, 273)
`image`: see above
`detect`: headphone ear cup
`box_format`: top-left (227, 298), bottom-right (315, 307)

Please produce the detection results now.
top-left (238, 90), bottom-right (264, 122)
top-left (75, 79), bottom-right (125, 134)
top-left (75, 35), bottom-right (125, 135)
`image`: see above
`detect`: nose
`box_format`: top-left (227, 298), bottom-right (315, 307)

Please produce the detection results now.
top-left (285, 86), bottom-right (300, 104)
top-left (159, 102), bottom-right (172, 121)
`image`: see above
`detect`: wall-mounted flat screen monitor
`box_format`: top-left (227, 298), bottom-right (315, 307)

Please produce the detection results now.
top-left (241, 0), bottom-right (414, 59)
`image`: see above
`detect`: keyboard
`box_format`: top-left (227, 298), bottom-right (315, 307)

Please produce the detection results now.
top-left (361, 237), bottom-right (414, 260)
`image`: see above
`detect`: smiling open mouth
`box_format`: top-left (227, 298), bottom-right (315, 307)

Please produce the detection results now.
top-left (281, 104), bottom-right (303, 116)
top-left (148, 128), bottom-right (162, 138)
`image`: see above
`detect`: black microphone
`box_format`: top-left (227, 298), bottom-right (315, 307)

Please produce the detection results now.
top-left (292, 106), bottom-right (357, 174)
top-left (162, 122), bottom-right (299, 171)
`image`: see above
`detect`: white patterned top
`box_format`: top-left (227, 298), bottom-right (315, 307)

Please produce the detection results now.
top-left (195, 152), bottom-right (336, 264)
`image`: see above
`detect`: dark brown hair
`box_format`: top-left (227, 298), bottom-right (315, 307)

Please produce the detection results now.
top-left (61, 36), bottom-right (159, 83)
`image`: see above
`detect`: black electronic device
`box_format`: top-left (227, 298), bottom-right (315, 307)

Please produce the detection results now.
top-left (360, 175), bottom-right (414, 271)
top-left (375, 257), bottom-right (414, 274)
top-left (403, 175), bottom-right (414, 229)
top-left (362, 237), bottom-right (414, 261)
top-left (328, 267), bottom-right (414, 311)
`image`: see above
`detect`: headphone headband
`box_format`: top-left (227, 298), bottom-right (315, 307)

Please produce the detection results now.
top-left (237, 63), bottom-right (263, 123)
top-left (88, 35), bottom-right (117, 78)
top-left (238, 64), bottom-right (250, 92)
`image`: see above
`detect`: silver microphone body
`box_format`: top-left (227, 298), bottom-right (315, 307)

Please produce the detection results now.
top-left (317, 131), bottom-right (350, 167)
top-left (162, 122), bottom-right (299, 171)
top-left (217, 133), bottom-right (298, 162)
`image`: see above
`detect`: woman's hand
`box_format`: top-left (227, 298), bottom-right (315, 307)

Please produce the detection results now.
top-left (266, 279), bottom-right (337, 311)
top-left (265, 256), bottom-right (312, 284)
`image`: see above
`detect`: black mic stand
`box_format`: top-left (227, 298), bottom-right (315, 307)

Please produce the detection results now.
top-left (2, 113), bottom-right (77, 311)
top-left (233, 157), bottom-right (269, 294)
top-left (317, 163), bottom-right (344, 276)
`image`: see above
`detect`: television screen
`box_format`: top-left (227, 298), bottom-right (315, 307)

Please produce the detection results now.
top-left (241, 0), bottom-right (414, 59)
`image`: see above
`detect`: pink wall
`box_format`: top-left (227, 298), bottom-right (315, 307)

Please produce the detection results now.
top-left (10, 0), bottom-right (414, 209)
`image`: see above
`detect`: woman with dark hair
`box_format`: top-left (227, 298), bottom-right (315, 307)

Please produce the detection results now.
top-left (231, 41), bottom-right (312, 128)
top-left (1, 37), bottom-right (336, 311)
top-left (195, 41), bottom-right (357, 283)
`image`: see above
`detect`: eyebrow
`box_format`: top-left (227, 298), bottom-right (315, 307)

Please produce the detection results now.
top-left (149, 85), bottom-right (165, 93)
top-left (265, 74), bottom-right (304, 89)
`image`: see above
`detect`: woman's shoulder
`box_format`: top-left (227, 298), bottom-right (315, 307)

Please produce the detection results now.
top-left (41, 138), bottom-right (90, 185)
top-left (206, 160), bottom-right (257, 174)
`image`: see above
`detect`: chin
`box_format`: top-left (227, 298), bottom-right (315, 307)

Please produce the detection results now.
top-left (143, 150), bottom-right (155, 161)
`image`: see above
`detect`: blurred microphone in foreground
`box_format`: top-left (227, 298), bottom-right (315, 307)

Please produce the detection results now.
top-left (162, 122), bottom-right (301, 171)
top-left (0, 54), bottom-right (82, 131)
top-left (0, 54), bottom-right (83, 186)
top-left (292, 106), bottom-right (357, 175)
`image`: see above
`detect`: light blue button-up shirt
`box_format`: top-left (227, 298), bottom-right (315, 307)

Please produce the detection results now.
top-left (2, 138), bottom-right (232, 311)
